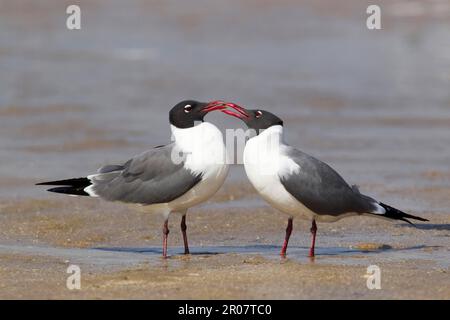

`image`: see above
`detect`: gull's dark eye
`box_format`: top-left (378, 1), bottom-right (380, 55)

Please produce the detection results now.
top-left (255, 110), bottom-right (263, 118)
top-left (184, 104), bottom-right (193, 113)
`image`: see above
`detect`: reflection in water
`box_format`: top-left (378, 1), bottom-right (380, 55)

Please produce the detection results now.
top-left (93, 243), bottom-right (446, 267)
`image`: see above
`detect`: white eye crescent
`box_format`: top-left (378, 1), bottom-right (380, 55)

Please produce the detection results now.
top-left (255, 110), bottom-right (263, 118)
top-left (184, 104), bottom-right (193, 113)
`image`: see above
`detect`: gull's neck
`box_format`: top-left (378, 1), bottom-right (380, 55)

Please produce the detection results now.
top-left (171, 122), bottom-right (223, 151)
top-left (171, 122), bottom-right (226, 167)
top-left (255, 125), bottom-right (284, 143)
top-left (171, 121), bottom-right (210, 139)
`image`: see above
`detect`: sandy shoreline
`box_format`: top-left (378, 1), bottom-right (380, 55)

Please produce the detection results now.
top-left (0, 246), bottom-right (448, 299)
top-left (0, 185), bottom-right (449, 299)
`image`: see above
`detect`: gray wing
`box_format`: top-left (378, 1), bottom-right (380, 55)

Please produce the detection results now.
top-left (89, 143), bottom-right (202, 205)
top-left (279, 147), bottom-right (377, 216)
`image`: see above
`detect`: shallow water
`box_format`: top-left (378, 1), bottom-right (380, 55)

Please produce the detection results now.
top-left (1, 241), bottom-right (447, 270)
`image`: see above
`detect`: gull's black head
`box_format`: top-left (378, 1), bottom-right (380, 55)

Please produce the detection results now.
top-left (221, 104), bottom-right (283, 133)
top-left (169, 100), bottom-right (228, 129)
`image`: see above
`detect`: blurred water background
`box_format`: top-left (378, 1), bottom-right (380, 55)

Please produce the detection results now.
top-left (0, 0), bottom-right (449, 215)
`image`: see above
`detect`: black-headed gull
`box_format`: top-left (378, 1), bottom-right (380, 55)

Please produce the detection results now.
top-left (221, 104), bottom-right (428, 257)
top-left (37, 100), bottom-right (232, 258)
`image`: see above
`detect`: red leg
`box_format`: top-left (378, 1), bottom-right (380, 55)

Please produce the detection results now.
top-left (181, 215), bottom-right (190, 255)
top-left (309, 219), bottom-right (317, 257)
top-left (162, 219), bottom-right (169, 258)
top-left (280, 218), bottom-right (293, 256)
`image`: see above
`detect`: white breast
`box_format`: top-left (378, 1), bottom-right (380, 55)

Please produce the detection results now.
top-left (243, 126), bottom-right (316, 220)
top-left (168, 122), bottom-right (229, 211)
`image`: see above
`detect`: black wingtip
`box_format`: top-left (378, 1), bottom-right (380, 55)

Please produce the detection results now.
top-left (378, 202), bottom-right (429, 225)
top-left (36, 180), bottom-right (69, 186)
top-left (47, 186), bottom-right (89, 196)
top-left (36, 177), bottom-right (90, 186)
top-left (36, 177), bottom-right (91, 196)
top-left (409, 216), bottom-right (429, 222)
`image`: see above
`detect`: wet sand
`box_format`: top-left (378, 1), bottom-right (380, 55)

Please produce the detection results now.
top-left (0, 248), bottom-right (447, 300)
top-left (0, 187), bottom-right (449, 299)
top-left (1, 0), bottom-right (450, 299)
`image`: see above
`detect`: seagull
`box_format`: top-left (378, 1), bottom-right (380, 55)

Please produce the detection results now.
top-left (221, 105), bottom-right (429, 257)
top-left (37, 100), bottom-right (232, 258)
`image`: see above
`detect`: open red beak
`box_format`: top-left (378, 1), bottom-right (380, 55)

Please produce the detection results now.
top-left (220, 103), bottom-right (249, 120)
top-left (202, 100), bottom-right (249, 119)
top-left (202, 100), bottom-right (229, 113)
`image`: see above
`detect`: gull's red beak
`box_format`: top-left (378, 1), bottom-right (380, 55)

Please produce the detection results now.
top-left (202, 100), bottom-right (229, 113)
top-left (202, 100), bottom-right (249, 120)
top-left (220, 103), bottom-right (249, 120)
